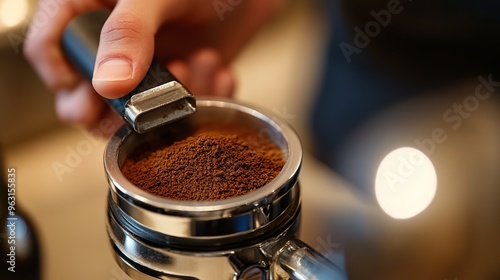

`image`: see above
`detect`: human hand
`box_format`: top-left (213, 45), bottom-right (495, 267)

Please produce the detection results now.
top-left (24, 0), bottom-right (283, 135)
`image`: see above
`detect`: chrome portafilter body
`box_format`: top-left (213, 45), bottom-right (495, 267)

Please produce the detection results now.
top-left (104, 99), bottom-right (343, 280)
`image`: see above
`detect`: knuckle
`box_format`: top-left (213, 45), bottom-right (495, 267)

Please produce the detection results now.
top-left (41, 66), bottom-right (71, 92)
top-left (45, 75), bottom-right (63, 91)
top-left (54, 94), bottom-right (74, 123)
top-left (100, 14), bottom-right (144, 44)
top-left (22, 32), bottom-right (42, 62)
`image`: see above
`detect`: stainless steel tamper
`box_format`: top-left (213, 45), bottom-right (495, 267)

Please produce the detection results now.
top-left (61, 10), bottom-right (195, 133)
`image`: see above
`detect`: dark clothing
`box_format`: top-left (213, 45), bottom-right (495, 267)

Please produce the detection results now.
top-left (311, 0), bottom-right (500, 188)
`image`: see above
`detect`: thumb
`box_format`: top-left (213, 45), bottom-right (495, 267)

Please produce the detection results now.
top-left (92, 2), bottom-right (168, 99)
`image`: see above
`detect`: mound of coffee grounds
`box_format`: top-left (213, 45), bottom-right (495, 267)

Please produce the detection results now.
top-left (121, 126), bottom-right (285, 201)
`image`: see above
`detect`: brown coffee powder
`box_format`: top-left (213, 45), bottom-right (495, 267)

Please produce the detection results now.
top-left (121, 126), bottom-right (285, 201)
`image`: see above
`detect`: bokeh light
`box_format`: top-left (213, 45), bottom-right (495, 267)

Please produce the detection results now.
top-left (0, 0), bottom-right (29, 28)
top-left (375, 147), bottom-right (437, 219)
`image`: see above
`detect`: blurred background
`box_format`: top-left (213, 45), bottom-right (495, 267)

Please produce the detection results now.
top-left (1, 0), bottom-right (500, 279)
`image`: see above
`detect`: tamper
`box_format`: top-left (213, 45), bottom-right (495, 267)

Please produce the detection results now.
top-left (61, 10), bottom-right (196, 133)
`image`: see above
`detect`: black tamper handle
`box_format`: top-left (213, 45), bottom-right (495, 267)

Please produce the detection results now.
top-left (61, 10), bottom-right (195, 133)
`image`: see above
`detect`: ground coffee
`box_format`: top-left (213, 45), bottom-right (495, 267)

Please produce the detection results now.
top-left (121, 125), bottom-right (285, 201)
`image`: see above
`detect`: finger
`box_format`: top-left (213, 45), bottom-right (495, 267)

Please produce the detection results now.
top-left (85, 108), bottom-right (124, 138)
top-left (213, 68), bottom-right (235, 98)
top-left (23, 0), bottom-right (110, 91)
top-left (166, 60), bottom-right (190, 86)
top-left (186, 49), bottom-right (224, 96)
top-left (55, 81), bottom-right (107, 127)
top-left (167, 57), bottom-right (235, 97)
top-left (55, 81), bottom-right (124, 136)
top-left (92, 0), bottom-right (189, 98)
top-left (153, 0), bottom-right (284, 63)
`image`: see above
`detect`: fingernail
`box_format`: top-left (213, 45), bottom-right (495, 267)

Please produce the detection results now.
top-left (93, 58), bottom-right (132, 82)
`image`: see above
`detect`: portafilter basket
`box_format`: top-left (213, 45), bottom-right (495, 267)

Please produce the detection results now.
top-left (104, 99), bottom-right (344, 279)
